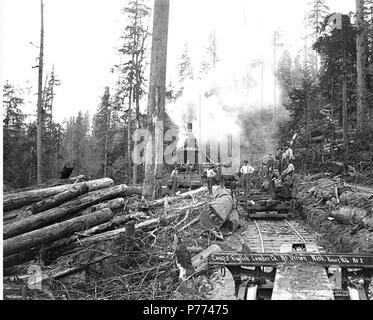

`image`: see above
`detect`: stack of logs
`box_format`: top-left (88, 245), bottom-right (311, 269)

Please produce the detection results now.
top-left (3, 179), bottom-right (217, 278)
top-left (3, 178), bottom-right (147, 271)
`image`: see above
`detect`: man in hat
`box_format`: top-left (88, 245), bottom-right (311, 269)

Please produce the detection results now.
top-left (240, 160), bottom-right (255, 196)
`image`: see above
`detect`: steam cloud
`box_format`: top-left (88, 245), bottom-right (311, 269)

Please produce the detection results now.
top-left (167, 60), bottom-right (289, 167)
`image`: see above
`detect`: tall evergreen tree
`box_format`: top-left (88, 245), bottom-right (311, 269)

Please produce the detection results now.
top-left (307, 0), bottom-right (330, 37)
top-left (178, 43), bottom-right (194, 84)
top-left (314, 14), bottom-right (356, 150)
top-left (199, 31), bottom-right (220, 78)
top-left (42, 66), bottom-right (61, 133)
top-left (62, 111), bottom-right (90, 176)
top-left (307, 1), bottom-right (330, 73)
top-left (115, 0), bottom-right (151, 182)
top-left (3, 82), bottom-right (30, 188)
top-left (277, 49), bottom-right (293, 93)
top-left (36, 0), bottom-right (45, 184)
top-left (41, 67), bottom-right (62, 180)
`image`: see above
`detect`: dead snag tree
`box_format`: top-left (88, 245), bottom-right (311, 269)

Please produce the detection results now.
top-left (37, 0), bottom-right (45, 184)
top-left (356, 0), bottom-right (367, 133)
top-left (142, 0), bottom-right (170, 200)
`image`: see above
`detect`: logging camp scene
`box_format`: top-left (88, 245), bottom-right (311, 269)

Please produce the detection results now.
top-left (2, 0), bottom-right (373, 302)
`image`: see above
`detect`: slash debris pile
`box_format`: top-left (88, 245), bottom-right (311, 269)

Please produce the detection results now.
top-left (3, 178), bottom-right (238, 300)
top-left (296, 173), bottom-right (373, 253)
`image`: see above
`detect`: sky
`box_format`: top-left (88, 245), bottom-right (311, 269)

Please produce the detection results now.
top-left (1, 0), bottom-right (356, 123)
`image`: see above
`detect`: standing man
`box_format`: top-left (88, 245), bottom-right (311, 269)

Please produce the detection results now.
top-left (206, 166), bottom-right (216, 195)
top-left (263, 154), bottom-right (275, 179)
top-left (281, 160), bottom-right (295, 180)
top-left (171, 166), bottom-right (178, 194)
top-left (281, 160), bottom-right (295, 197)
top-left (218, 164), bottom-right (225, 187)
top-left (276, 147), bottom-right (284, 174)
top-left (240, 161), bottom-right (255, 196)
top-left (282, 144), bottom-right (294, 169)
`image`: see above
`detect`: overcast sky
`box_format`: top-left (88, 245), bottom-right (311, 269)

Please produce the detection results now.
top-left (2, 0), bottom-right (355, 123)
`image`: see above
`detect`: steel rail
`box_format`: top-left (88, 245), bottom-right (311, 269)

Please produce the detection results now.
top-left (253, 220), bottom-right (265, 252)
top-left (283, 219), bottom-right (306, 243)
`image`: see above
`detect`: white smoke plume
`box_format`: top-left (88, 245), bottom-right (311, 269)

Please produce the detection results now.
top-left (167, 60), bottom-right (289, 168)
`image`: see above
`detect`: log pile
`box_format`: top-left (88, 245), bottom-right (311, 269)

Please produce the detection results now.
top-left (3, 182), bottom-right (235, 300)
top-left (296, 174), bottom-right (373, 253)
top-left (2, 179), bottom-right (142, 267)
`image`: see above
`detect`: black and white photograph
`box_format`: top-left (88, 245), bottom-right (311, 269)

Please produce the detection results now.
top-left (1, 0), bottom-right (373, 304)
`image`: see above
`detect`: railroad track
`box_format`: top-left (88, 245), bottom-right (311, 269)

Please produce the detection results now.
top-left (208, 193), bottom-right (373, 300)
top-left (237, 203), bottom-right (325, 254)
top-left (249, 219), bottom-right (324, 253)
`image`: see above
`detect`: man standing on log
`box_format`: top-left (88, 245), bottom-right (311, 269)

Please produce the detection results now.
top-left (240, 161), bottom-right (255, 196)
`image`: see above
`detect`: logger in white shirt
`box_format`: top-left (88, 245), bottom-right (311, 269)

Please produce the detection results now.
top-left (282, 145), bottom-right (294, 168)
top-left (240, 161), bottom-right (255, 196)
top-left (206, 166), bottom-right (216, 195)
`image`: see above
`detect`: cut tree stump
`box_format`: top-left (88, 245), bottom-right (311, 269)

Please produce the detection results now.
top-left (3, 208), bottom-right (114, 256)
top-left (3, 178), bottom-right (114, 212)
top-left (3, 185), bottom-right (141, 239)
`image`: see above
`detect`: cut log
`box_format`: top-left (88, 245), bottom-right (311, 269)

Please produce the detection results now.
top-left (78, 197), bottom-right (126, 216)
top-left (3, 205), bottom-right (31, 223)
top-left (178, 216), bottom-right (200, 233)
top-left (3, 178), bottom-right (114, 212)
top-left (3, 248), bottom-right (41, 269)
top-left (79, 211), bottom-right (183, 245)
top-left (3, 212), bottom-right (19, 223)
top-left (3, 185), bottom-right (141, 239)
top-left (27, 183), bottom-right (89, 215)
top-left (7, 213), bottom-right (148, 266)
top-left (10, 213), bottom-right (149, 267)
top-left (3, 208), bottom-right (114, 256)
top-left (5, 253), bottom-right (113, 287)
top-left (2, 176), bottom-right (87, 195)
top-left (77, 212), bottom-right (148, 237)
top-left (143, 187), bottom-right (207, 209)
top-left (330, 207), bottom-right (368, 225)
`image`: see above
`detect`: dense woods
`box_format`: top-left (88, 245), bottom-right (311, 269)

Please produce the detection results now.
top-left (3, 0), bottom-right (373, 303)
top-left (3, 0), bottom-right (373, 190)
top-left (277, 0), bottom-right (373, 176)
